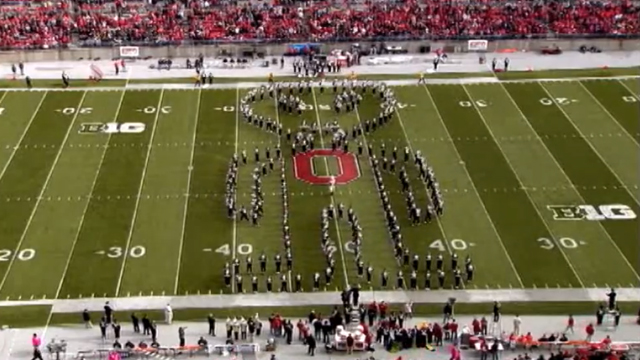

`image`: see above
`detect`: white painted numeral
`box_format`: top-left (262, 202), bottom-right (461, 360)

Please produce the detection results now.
top-left (223, 106), bottom-right (235, 112)
top-left (215, 243), bottom-right (253, 256)
top-left (537, 237), bottom-right (580, 250)
top-left (539, 98), bottom-right (553, 106)
top-left (540, 98), bottom-right (572, 106)
top-left (559, 237), bottom-right (578, 249)
top-left (17, 249), bottom-right (35, 261)
top-left (237, 244), bottom-right (253, 255)
top-left (215, 244), bottom-right (231, 256)
top-left (537, 237), bottom-right (554, 250)
top-left (318, 104), bottom-right (331, 111)
top-left (0, 249), bottom-right (36, 261)
top-left (107, 246), bottom-right (123, 258)
top-left (0, 107), bottom-right (5, 115)
top-left (450, 239), bottom-right (468, 250)
top-left (459, 100), bottom-right (487, 108)
top-left (430, 239), bottom-right (469, 252)
top-left (106, 246), bottom-right (146, 258)
top-left (300, 104), bottom-right (314, 110)
top-left (429, 239), bottom-right (446, 252)
top-left (622, 96), bottom-right (638, 103)
top-left (129, 245), bottom-right (146, 258)
top-left (142, 106), bottom-right (170, 114)
top-left (62, 107), bottom-right (92, 115)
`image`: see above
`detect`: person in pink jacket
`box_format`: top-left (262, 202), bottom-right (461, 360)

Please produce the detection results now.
top-left (31, 334), bottom-right (41, 348)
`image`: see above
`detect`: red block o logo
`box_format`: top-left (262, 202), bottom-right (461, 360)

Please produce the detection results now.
top-left (293, 149), bottom-right (361, 185)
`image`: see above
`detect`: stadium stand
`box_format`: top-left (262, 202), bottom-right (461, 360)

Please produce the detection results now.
top-left (0, 0), bottom-right (638, 49)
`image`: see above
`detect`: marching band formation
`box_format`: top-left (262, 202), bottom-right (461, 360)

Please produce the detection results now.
top-left (221, 79), bottom-right (475, 292)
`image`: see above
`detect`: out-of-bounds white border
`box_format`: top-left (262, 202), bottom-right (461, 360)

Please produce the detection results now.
top-left (0, 75), bottom-right (637, 92)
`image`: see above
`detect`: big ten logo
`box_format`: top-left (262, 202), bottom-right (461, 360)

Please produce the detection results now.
top-left (547, 204), bottom-right (637, 221)
top-left (79, 122), bottom-right (146, 134)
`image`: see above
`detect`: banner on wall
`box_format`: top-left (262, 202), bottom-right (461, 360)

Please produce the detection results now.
top-left (119, 46), bottom-right (140, 58)
top-left (467, 40), bottom-right (488, 52)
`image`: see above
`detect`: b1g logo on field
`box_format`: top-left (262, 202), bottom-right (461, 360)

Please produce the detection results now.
top-left (80, 122), bottom-right (146, 134)
top-left (293, 149), bottom-right (360, 185)
top-left (548, 204), bottom-right (637, 221)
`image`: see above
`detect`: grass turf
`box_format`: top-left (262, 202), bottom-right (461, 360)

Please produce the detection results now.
top-left (0, 73), bottom-right (636, 309)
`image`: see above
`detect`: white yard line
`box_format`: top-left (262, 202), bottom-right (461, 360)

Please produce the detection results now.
top-left (420, 84), bottom-right (525, 288)
top-left (462, 84), bottom-right (585, 288)
top-left (114, 89), bottom-right (165, 296)
top-left (0, 91), bottom-right (8, 106)
top-left (576, 81), bottom-right (639, 148)
top-left (617, 79), bottom-right (640, 98)
top-left (174, 87), bottom-right (202, 295)
top-left (538, 81), bottom-right (640, 208)
top-left (496, 82), bottom-right (640, 283)
top-left (231, 86), bottom-right (240, 294)
top-left (7, 287), bottom-right (640, 313)
top-left (0, 91), bottom-right (88, 294)
top-left (0, 74), bottom-right (637, 92)
top-left (43, 90), bottom-right (128, 340)
top-left (54, 90), bottom-right (127, 300)
top-left (310, 87), bottom-right (350, 289)
top-left (0, 92), bottom-right (46, 185)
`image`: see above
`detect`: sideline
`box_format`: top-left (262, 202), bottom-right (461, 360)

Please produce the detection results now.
top-left (0, 288), bottom-right (638, 313)
top-left (0, 75), bottom-right (636, 92)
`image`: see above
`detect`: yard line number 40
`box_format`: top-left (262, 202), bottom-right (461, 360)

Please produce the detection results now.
top-left (215, 244), bottom-right (253, 256)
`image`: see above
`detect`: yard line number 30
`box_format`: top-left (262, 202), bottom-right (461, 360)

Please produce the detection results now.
top-left (215, 244), bottom-right (253, 256)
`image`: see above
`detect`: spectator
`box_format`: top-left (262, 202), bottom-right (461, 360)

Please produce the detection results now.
top-left (82, 309), bottom-right (92, 328)
top-left (565, 315), bottom-right (574, 334)
top-left (346, 333), bottom-right (354, 354)
top-left (513, 314), bottom-right (522, 336)
top-left (31, 333), bottom-right (41, 349)
top-left (306, 333), bottom-right (316, 356)
top-left (0, 0), bottom-right (637, 49)
top-left (585, 323), bottom-right (595, 342)
top-left (165, 304), bottom-right (173, 325)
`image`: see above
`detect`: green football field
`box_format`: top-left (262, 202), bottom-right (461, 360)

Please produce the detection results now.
top-left (0, 76), bottom-right (638, 301)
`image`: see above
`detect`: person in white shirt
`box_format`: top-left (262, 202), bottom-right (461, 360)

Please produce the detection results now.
top-left (404, 301), bottom-right (413, 319)
top-left (165, 304), bottom-right (173, 325)
top-left (329, 176), bottom-right (336, 195)
top-left (513, 314), bottom-right (521, 336)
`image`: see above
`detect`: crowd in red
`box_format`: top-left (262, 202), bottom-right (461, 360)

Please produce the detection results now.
top-left (0, 0), bottom-right (638, 49)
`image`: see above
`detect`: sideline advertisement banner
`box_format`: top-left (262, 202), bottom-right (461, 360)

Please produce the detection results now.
top-left (119, 46), bottom-right (140, 57)
top-left (467, 40), bottom-right (488, 51)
